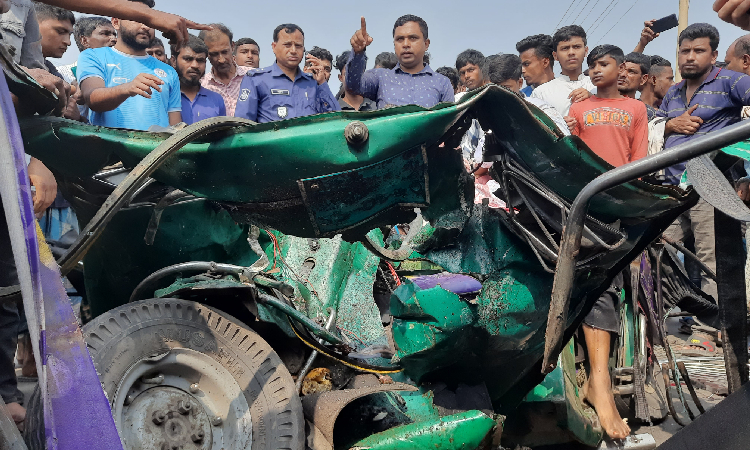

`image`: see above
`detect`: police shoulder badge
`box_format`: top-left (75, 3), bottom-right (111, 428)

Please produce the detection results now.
top-left (239, 89), bottom-right (250, 102)
top-left (277, 106), bottom-right (288, 119)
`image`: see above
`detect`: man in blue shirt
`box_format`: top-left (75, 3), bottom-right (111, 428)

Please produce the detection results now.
top-left (78, 0), bottom-right (181, 130)
top-left (175, 34), bottom-right (225, 125)
top-left (234, 23), bottom-right (339, 123)
top-left (658, 23), bottom-right (750, 301)
top-left (346, 15), bottom-right (454, 109)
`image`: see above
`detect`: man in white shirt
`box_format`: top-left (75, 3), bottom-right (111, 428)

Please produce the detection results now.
top-left (531, 25), bottom-right (595, 116)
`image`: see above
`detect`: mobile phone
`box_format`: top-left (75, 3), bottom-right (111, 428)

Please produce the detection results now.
top-left (650, 14), bottom-right (679, 34)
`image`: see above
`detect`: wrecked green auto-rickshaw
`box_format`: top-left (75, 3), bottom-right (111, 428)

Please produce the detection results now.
top-left (18, 81), bottom-right (732, 450)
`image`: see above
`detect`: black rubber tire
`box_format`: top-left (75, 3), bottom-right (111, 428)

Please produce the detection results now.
top-left (83, 298), bottom-right (304, 450)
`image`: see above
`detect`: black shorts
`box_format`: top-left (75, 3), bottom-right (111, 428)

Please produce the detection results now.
top-left (583, 272), bottom-right (623, 334)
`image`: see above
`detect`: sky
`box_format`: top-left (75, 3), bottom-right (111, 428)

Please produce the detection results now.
top-left (50, 0), bottom-right (748, 94)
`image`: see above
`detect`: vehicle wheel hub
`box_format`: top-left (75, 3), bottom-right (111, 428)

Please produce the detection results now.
top-left (124, 386), bottom-right (212, 450)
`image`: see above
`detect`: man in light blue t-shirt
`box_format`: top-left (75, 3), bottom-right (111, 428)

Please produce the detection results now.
top-left (77, 0), bottom-right (180, 130)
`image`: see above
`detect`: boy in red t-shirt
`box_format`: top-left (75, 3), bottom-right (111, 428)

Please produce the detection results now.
top-left (565, 45), bottom-right (648, 168)
top-left (564, 44), bottom-right (645, 440)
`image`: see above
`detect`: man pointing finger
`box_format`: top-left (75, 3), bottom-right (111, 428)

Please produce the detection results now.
top-left (345, 14), bottom-right (453, 109)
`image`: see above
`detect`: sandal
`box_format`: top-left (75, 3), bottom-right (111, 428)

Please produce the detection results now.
top-left (679, 331), bottom-right (718, 357)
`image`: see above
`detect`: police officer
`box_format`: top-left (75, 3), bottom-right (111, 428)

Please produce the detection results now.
top-left (234, 23), bottom-right (339, 123)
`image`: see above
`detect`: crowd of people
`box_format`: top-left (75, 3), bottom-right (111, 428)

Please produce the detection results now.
top-left (3, 0), bottom-right (750, 441)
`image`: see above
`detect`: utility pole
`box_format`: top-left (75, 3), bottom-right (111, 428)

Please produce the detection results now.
top-left (675, 0), bottom-right (689, 82)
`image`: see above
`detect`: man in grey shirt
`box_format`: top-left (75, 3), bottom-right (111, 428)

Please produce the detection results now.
top-left (1, 0), bottom-right (45, 69)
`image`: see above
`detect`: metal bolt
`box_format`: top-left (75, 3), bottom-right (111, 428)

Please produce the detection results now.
top-left (344, 121), bottom-right (369, 146)
top-left (189, 383), bottom-right (200, 394)
top-left (141, 374), bottom-right (165, 385)
top-left (123, 394), bottom-right (135, 406)
top-left (177, 401), bottom-right (192, 415)
top-left (152, 410), bottom-right (167, 425)
top-left (211, 416), bottom-right (223, 427)
top-left (191, 431), bottom-right (204, 443)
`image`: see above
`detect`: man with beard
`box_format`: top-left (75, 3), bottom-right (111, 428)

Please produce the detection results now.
top-left (176, 34), bottom-right (225, 124)
top-left (657, 23), bottom-right (750, 301)
top-left (234, 23), bottom-right (338, 123)
top-left (77, 0), bottom-right (181, 129)
top-left (618, 52), bottom-right (650, 100)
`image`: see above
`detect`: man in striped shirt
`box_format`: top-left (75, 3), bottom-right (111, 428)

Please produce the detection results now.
top-left (658, 23), bottom-right (750, 301)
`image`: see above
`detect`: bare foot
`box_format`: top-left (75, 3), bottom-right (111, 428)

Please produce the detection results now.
top-left (583, 370), bottom-right (630, 439)
top-left (4, 402), bottom-right (26, 432)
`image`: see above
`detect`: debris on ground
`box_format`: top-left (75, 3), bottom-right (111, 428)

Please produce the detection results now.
top-left (301, 368), bottom-right (333, 396)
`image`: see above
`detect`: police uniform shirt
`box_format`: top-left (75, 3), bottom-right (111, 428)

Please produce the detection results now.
top-left (234, 63), bottom-right (340, 123)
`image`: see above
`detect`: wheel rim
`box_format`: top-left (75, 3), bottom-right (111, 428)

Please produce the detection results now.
top-left (112, 348), bottom-right (252, 450)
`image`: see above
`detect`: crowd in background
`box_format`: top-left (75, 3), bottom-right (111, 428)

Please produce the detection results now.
top-left (3, 0), bottom-right (750, 440)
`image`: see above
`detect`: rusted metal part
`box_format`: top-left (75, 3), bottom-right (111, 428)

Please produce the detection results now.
top-left (544, 119), bottom-right (750, 374)
top-left (300, 384), bottom-right (418, 447)
top-left (296, 309), bottom-right (337, 393)
top-left (344, 121), bottom-right (369, 146)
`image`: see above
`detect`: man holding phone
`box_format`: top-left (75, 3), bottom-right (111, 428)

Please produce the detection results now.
top-left (633, 15), bottom-right (679, 54)
top-left (234, 23), bottom-right (339, 123)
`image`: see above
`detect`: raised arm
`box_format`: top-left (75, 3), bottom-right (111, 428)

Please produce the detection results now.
top-left (346, 17), bottom-right (379, 100)
top-left (633, 20), bottom-right (659, 53)
top-left (36, 0), bottom-right (210, 46)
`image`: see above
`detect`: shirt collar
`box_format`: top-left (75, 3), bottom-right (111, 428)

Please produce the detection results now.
top-left (394, 63), bottom-right (434, 76)
top-left (270, 62), bottom-right (311, 81)
top-left (675, 65), bottom-right (722, 95)
top-left (557, 73), bottom-right (586, 82)
top-left (181, 87), bottom-right (209, 100)
top-left (207, 63), bottom-right (246, 83)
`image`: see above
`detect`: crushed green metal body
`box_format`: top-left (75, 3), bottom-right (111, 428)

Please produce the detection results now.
top-left (20, 84), bottom-right (710, 448)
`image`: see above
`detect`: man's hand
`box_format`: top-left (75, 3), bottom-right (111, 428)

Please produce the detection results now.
top-left (142, 9), bottom-right (211, 47)
top-left (666, 104), bottom-right (702, 135)
top-left (564, 115), bottom-right (577, 134)
top-left (350, 17), bottom-right (373, 54)
top-left (737, 178), bottom-right (750, 202)
top-left (634, 20), bottom-right (659, 53)
top-left (23, 67), bottom-right (69, 114)
top-left (27, 157), bottom-right (57, 217)
top-left (63, 84), bottom-right (82, 121)
top-left (305, 54), bottom-right (328, 85)
top-left (714, 0), bottom-right (750, 31)
top-left (569, 88), bottom-right (591, 104)
top-left (123, 73), bottom-right (164, 99)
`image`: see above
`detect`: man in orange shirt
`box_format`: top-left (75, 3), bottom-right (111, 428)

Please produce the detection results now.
top-left (564, 44), bottom-right (648, 440)
top-left (566, 44), bottom-right (648, 167)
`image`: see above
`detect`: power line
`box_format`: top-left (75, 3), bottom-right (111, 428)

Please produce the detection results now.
top-left (587, 0), bottom-right (618, 35)
top-left (554, 0), bottom-right (582, 32)
top-left (580, 0), bottom-right (604, 27)
top-left (596, 0), bottom-right (643, 45)
top-left (589, 0), bottom-right (621, 37)
top-left (572, 0), bottom-right (596, 25)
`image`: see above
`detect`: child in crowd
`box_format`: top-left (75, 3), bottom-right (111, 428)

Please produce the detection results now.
top-left (566, 44), bottom-right (648, 167)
